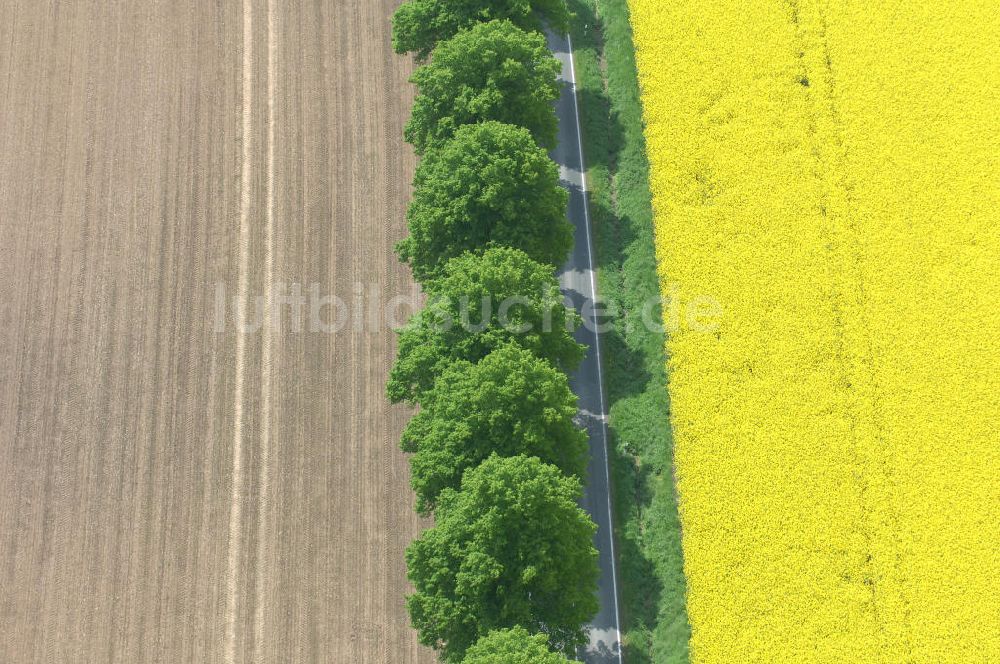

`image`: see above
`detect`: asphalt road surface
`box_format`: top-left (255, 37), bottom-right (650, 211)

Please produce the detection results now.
top-left (549, 31), bottom-right (625, 664)
top-left (0, 1), bottom-right (434, 662)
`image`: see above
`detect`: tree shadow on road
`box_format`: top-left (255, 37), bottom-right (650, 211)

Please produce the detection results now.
top-left (565, 0), bottom-right (692, 662)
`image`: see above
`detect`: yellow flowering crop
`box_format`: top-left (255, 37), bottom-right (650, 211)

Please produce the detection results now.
top-left (628, 0), bottom-right (1000, 661)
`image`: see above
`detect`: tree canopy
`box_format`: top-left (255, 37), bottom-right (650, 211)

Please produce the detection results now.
top-left (405, 20), bottom-right (562, 155)
top-left (462, 627), bottom-right (573, 664)
top-left (397, 121), bottom-right (571, 282)
top-left (406, 454), bottom-right (599, 662)
top-left (392, 0), bottom-right (570, 61)
top-left (387, 247), bottom-right (584, 404)
top-left (402, 343), bottom-right (587, 513)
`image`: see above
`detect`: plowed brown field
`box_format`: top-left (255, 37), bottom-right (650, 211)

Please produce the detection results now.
top-left (0, 1), bottom-right (431, 661)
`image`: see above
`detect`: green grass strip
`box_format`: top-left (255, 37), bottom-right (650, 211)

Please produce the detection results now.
top-left (567, 1), bottom-right (691, 661)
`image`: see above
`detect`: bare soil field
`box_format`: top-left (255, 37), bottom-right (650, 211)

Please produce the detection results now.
top-left (0, 1), bottom-right (431, 661)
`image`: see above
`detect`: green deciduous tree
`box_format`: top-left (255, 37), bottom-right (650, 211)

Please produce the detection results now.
top-left (397, 121), bottom-right (571, 282)
top-left (406, 454), bottom-right (599, 662)
top-left (405, 20), bottom-right (562, 155)
top-left (402, 343), bottom-right (587, 513)
top-left (387, 247), bottom-right (584, 404)
top-left (392, 0), bottom-right (570, 61)
top-left (462, 627), bottom-right (573, 663)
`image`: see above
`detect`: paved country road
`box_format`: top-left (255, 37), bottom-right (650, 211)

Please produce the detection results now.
top-left (0, 1), bottom-right (434, 662)
top-left (549, 32), bottom-right (625, 664)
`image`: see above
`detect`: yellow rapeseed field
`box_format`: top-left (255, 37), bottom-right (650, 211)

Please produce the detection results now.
top-left (628, 0), bottom-right (1000, 661)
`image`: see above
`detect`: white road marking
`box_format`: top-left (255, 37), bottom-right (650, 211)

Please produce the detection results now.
top-left (565, 33), bottom-right (624, 663)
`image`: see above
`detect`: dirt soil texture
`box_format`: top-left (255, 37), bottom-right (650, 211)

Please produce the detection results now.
top-left (0, 1), bottom-right (433, 661)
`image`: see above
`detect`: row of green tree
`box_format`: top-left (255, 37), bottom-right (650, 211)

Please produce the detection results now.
top-left (389, 1), bottom-right (600, 662)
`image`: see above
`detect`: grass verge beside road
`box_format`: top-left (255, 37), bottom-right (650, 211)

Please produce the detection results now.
top-left (567, 1), bottom-right (690, 662)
